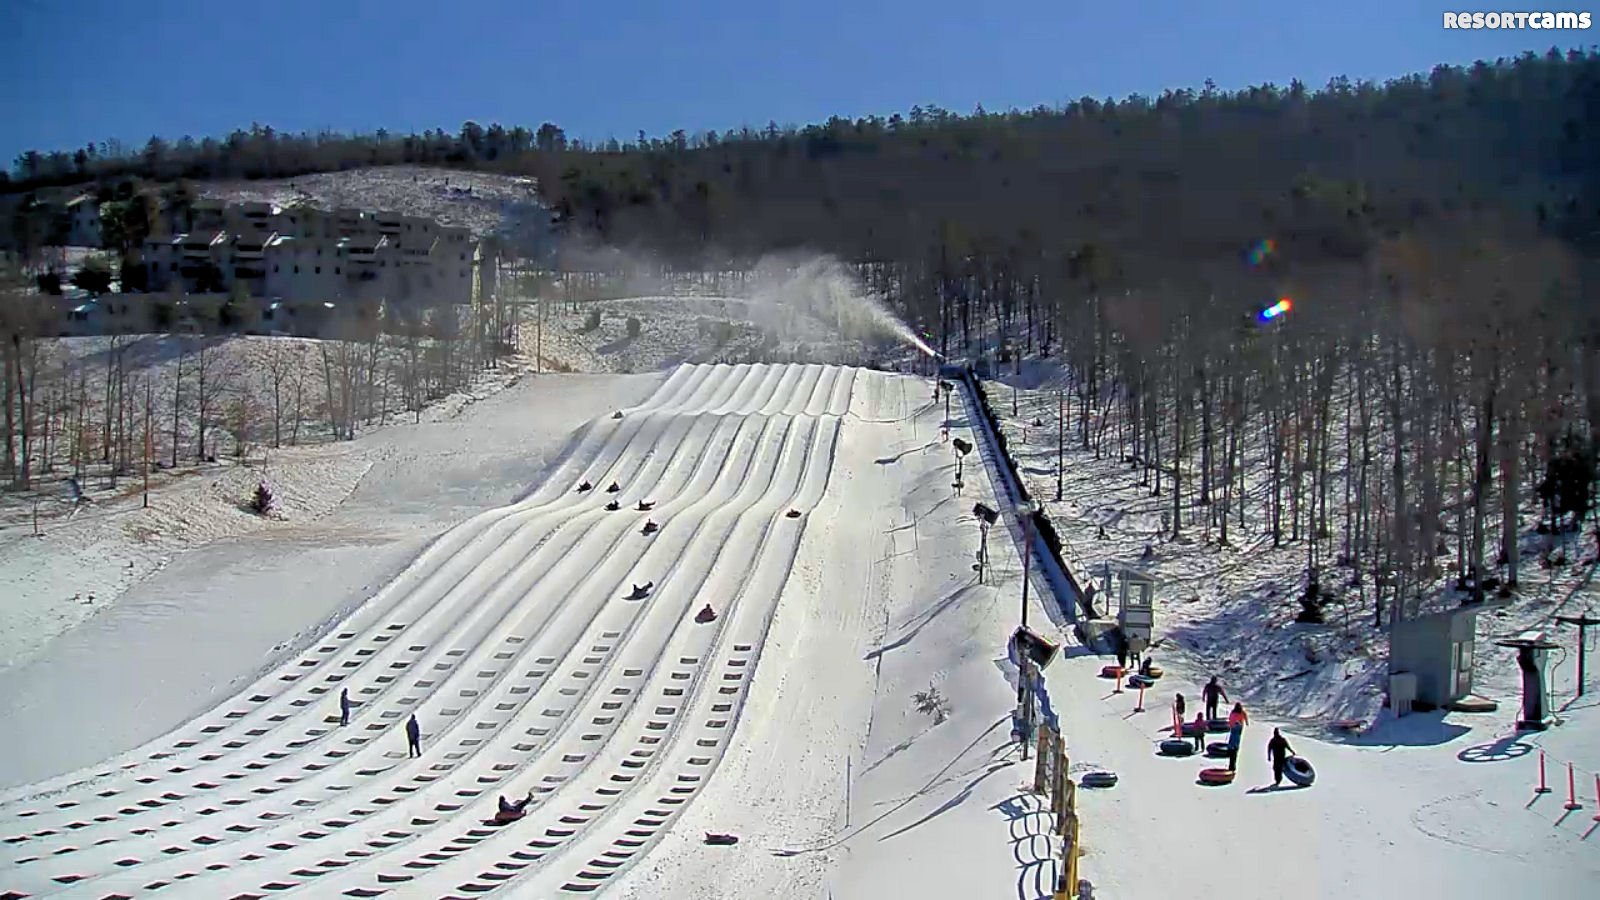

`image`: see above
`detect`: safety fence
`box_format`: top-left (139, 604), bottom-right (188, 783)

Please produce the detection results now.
top-left (949, 365), bottom-right (1100, 633)
top-left (1032, 722), bottom-right (1082, 899)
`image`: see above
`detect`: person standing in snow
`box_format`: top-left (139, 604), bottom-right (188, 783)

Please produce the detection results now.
top-left (1226, 703), bottom-right (1248, 772)
top-left (1203, 676), bottom-right (1228, 722)
top-left (339, 688), bottom-right (351, 727)
top-left (1191, 711), bottom-right (1207, 753)
top-left (1173, 693), bottom-right (1187, 733)
top-left (1267, 728), bottom-right (1295, 786)
top-left (405, 714), bottom-right (422, 758)
top-left (1115, 643), bottom-right (1128, 672)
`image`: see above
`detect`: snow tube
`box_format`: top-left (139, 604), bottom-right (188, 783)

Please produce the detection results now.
top-left (1205, 742), bottom-right (1232, 759)
top-left (1283, 756), bottom-right (1315, 787)
top-left (786, 509), bottom-right (802, 518)
top-left (1159, 738), bottom-right (1196, 757)
top-left (1142, 665), bottom-right (1164, 679)
top-left (1100, 665), bottom-right (1126, 679)
top-left (704, 832), bottom-right (739, 845)
top-left (1127, 674), bottom-right (1155, 689)
top-left (491, 809), bottom-right (526, 825)
top-left (1080, 771), bottom-right (1119, 788)
top-left (1198, 767), bottom-right (1236, 786)
top-left (1206, 718), bottom-right (1231, 733)
top-left (1180, 721), bottom-right (1207, 737)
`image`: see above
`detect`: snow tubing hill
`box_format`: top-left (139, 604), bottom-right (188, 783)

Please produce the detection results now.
top-left (1159, 738), bottom-right (1196, 757)
top-left (1080, 771), bottom-right (1119, 788)
top-left (1285, 756), bottom-right (1315, 787)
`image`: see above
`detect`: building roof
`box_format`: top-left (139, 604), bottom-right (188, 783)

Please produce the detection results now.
top-left (181, 229), bottom-right (227, 249)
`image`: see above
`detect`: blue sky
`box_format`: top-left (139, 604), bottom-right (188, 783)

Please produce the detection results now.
top-left (2, 0), bottom-right (1595, 166)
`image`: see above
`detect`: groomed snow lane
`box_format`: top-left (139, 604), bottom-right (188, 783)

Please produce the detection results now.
top-left (0, 363), bottom-right (854, 899)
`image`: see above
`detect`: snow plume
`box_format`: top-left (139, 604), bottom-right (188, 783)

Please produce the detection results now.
top-left (743, 252), bottom-right (938, 358)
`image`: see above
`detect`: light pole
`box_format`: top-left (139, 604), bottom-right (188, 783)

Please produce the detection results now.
top-left (974, 502), bottom-right (998, 584)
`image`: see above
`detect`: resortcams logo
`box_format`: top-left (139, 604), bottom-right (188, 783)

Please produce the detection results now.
top-left (1443, 11), bottom-right (1592, 29)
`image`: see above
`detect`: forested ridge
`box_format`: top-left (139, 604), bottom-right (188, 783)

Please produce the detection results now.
top-left (8, 48), bottom-right (1600, 623)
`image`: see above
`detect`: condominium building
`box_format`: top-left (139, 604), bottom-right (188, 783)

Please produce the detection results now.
top-left (141, 201), bottom-right (489, 310)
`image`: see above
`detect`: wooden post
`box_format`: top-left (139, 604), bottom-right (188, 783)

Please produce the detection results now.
top-left (1034, 724), bottom-right (1054, 794)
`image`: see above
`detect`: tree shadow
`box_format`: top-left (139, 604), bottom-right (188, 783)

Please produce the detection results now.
top-left (769, 716), bottom-right (1011, 856)
top-left (878, 758), bottom-right (1013, 842)
top-left (864, 579), bottom-right (979, 660)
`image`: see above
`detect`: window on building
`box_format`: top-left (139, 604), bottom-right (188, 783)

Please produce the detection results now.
top-left (273, 265), bottom-right (279, 272)
top-left (315, 266), bottom-right (321, 274)
top-left (294, 265), bottom-right (300, 274)
top-left (335, 267), bottom-right (341, 275)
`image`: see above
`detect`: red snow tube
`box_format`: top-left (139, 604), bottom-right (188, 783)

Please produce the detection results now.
top-left (492, 808), bottom-right (526, 825)
top-left (1100, 665), bottom-right (1126, 679)
top-left (1198, 767), bottom-right (1236, 786)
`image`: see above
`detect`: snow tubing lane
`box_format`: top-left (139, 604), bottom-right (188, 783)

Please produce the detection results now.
top-left (1284, 757), bottom-right (1315, 787)
top-left (1159, 739), bottom-right (1196, 757)
top-left (1100, 665), bottom-right (1126, 679)
top-left (1080, 771), bottom-right (1119, 788)
top-left (1198, 767), bottom-right (1236, 786)
top-left (1205, 742), bottom-right (1232, 758)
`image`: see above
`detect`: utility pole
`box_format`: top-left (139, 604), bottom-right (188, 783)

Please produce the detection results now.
top-left (1556, 612), bottom-right (1599, 698)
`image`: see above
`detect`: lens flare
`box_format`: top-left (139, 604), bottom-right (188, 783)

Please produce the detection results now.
top-left (1257, 297), bottom-right (1293, 322)
top-left (1247, 238), bottom-right (1277, 267)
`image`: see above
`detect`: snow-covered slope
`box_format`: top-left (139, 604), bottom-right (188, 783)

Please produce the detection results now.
top-left (200, 166), bottom-right (545, 239)
top-left (0, 364), bottom-right (859, 898)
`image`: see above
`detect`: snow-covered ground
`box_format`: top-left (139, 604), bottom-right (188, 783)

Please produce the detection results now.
top-left (0, 367), bottom-right (659, 789)
top-left (200, 166), bottom-right (545, 239)
top-left (0, 361), bottom-right (1595, 899)
top-left (977, 373), bottom-right (1600, 729)
top-left (0, 333), bottom-right (535, 675)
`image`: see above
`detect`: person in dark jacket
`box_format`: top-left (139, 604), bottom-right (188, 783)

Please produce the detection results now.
top-left (497, 790), bottom-right (532, 816)
top-left (1190, 712), bottom-right (1207, 753)
top-left (1203, 676), bottom-right (1228, 721)
top-left (339, 688), bottom-right (351, 727)
top-left (406, 714), bottom-right (422, 758)
top-left (1115, 643), bottom-right (1128, 671)
top-left (1267, 728), bottom-right (1295, 786)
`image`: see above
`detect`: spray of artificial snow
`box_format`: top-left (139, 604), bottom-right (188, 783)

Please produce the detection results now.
top-left (744, 254), bottom-right (939, 359)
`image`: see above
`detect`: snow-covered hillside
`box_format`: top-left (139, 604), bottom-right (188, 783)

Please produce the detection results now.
top-left (0, 362), bottom-right (1594, 900)
top-left (201, 166), bottom-right (546, 239)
